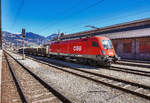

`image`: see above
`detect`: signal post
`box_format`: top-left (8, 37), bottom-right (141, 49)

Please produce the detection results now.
top-left (22, 28), bottom-right (26, 60)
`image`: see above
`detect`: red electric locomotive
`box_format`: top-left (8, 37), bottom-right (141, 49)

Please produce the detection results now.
top-left (49, 36), bottom-right (119, 66)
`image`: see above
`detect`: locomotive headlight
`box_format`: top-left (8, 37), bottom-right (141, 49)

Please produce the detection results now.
top-left (103, 50), bottom-right (106, 55)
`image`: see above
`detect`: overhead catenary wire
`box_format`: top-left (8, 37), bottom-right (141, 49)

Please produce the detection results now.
top-left (64, 6), bottom-right (150, 34)
top-left (38, 0), bottom-right (82, 34)
top-left (42, 0), bottom-right (150, 35)
top-left (40, 0), bottom-right (105, 34)
top-left (11, 0), bottom-right (24, 29)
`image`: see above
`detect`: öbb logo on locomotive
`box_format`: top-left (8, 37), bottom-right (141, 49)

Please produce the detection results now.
top-left (73, 46), bottom-right (82, 51)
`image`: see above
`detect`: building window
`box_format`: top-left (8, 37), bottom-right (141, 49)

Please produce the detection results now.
top-left (123, 41), bottom-right (132, 53)
top-left (139, 40), bottom-right (150, 53)
top-left (92, 41), bottom-right (99, 47)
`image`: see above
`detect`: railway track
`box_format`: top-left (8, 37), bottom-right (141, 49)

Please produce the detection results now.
top-left (103, 65), bottom-right (150, 77)
top-left (15, 52), bottom-right (150, 100)
top-left (120, 59), bottom-right (150, 64)
top-left (4, 51), bottom-right (76, 103)
top-left (1, 53), bottom-right (22, 103)
top-left (27, 54), bottom-right (150, 77)
top-left (64, 57), bottom-right (150, 77)
top-left (116, 60), bottom-right (150, 68)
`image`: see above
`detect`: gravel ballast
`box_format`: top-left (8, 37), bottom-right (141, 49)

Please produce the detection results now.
top-left (9, 52), bottom-right (150, 103)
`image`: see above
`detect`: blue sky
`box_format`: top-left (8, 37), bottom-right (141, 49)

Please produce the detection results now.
top-left (2, 0), bottom-right (150, 37)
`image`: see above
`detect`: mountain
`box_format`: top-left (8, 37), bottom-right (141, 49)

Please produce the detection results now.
top-left (2, 31), bottom-right (64, 50)
top-left (46, 33), bottom-right (58, 41)
top-left (19, 32), bottom-right (46, 40)
top-left (19, 32), bottom-right (49, 45)
top-left (2, 31), bottom-right (50, 49)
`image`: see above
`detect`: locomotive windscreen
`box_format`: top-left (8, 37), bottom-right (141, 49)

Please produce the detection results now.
top-left (102, 40), bottom-right (113, 49)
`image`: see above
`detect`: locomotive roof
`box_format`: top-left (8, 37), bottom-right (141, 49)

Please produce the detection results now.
top-left (52, 36), bottom-right (110, 43)
top-left (61, 18), bottom-right (150, 40)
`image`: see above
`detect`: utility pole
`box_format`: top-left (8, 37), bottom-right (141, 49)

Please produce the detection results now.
top-left (0, 0), bottom-right (2, 49)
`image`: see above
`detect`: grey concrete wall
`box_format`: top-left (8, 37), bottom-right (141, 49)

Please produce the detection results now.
top-left (102, 28), bottom-right (150, 39)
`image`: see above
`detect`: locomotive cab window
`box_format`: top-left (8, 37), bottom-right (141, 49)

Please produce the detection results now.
top-left (92, 41), bottom-right (99, 47)
top-left (102, 40), bottom-right (113, 49)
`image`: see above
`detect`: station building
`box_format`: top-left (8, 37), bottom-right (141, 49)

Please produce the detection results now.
top-left (62, 18), bottom-right (150, 60)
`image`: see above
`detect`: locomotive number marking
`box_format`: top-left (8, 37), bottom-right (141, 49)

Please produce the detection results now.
top-left (73, 46), bottom-right (82, 51)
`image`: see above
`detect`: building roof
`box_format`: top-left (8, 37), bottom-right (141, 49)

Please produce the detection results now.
top-left (61, 18), bottom-right (150, 40)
